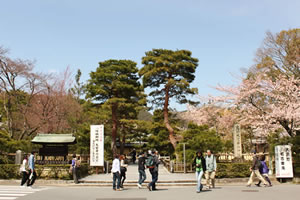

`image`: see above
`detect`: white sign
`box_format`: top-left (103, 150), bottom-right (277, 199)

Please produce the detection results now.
top-left (233, 124), bottom-right (242, 158)
top-left (90, 125), bottom-right (104, 166)
top-left (275, 145), bottom-right (293, 178)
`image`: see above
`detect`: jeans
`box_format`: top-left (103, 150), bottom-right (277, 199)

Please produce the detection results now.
top-left (20, 172), bottom-right (28, 186)
top-left (149, 169), bottom-right (158, 189)
top-left (73, 167), bottom-right (79, 184)
top-left (138, 170), bottom-right (146, 185)
top-left (27, 170), bottom-right (37, 186)
top-left (113, 172), bottom-right (121, 189)
top-left (196, 170), bottom-right (204, 192)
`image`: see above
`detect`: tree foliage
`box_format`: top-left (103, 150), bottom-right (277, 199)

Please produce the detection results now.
top-left (176, 123), bottom-right (222, 163)
top-left (139, 49), bottom-right (198, 150)
top-left (86, 59), bottom-right (145, 154)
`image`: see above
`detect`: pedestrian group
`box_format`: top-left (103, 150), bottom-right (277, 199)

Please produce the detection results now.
top-left (19, 149), bottom-right (272, 192)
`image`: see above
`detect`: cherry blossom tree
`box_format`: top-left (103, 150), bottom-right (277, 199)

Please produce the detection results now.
top-left (214, 73), bottom-right (300, 137)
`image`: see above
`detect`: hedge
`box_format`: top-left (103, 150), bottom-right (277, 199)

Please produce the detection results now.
top-left (216, 163), bottom-right (251, 178)
top-left (0, 164), bottom-right (90, 180)
top-left (0, 164), bottom-right (21, 179)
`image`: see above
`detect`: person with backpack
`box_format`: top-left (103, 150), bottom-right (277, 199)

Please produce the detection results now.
top-left (71, 154), bottom-right (79, 184)
top-left (205, 150), bottom-right (217, 189)
top-left (246, 150), bottom-right (269, 187)
top-left (120, 155), bottom-right (128, 188)
top-left (147, 150), bottom-right (160, 191)
top-left (20, 155), bottom-right (29, 187)
top-left (137, 152), bottom-right (147, 189)
top-left (255, 155), bottom-right (272, 187)
top-left (193, 150), bottom-right (206, 193)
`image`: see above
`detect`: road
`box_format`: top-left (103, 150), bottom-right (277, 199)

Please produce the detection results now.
top-left (0, 185), bottom-right (299, 200)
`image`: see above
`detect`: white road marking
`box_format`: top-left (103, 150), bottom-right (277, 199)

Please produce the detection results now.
top-left (0, 197), bottom-right (17, 200)
top-left (0, 191), bottom-right (34, 194)
top-left (0, 186), bottom-right (49, 200)
top-left (0, 194), bottom-right (26, 196)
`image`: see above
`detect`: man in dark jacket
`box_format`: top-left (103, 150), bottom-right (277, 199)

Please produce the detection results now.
top-left (246, 151), bottom-right (268, 187)
top-left (147, 150), bottom-right (160, 191)
top-left (137, 152), bottom-right (146, 188)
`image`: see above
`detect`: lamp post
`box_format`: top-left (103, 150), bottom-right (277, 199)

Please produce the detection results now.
top-left (182, 143), bottom-right (187, 174)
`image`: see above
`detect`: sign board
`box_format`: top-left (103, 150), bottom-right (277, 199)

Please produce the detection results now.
top-left (233, 124), bottom-right (242, 158)
top-left (90, 125), bottom-right (104, 166)
top-left (275, 145), bottom-right (293, 178)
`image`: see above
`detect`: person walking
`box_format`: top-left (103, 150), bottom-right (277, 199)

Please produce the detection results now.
top-left (20, 155), bottom-right (29, 187)
top-left (246, 150), bottom-right (269, 187)
top-left (27, 151), bottom-right (37, 188)
top-left (120, 155), bottom-right (128, 188)
top-left (205, 150), bottom-right (217, 189)
top-left (147, 150), bottom-right (160, 191)
top-left (255, 155), bottom-right (272, 187)
top-left (112, 154), bottom-right (122, 191)
top-left (71, 154), bottom-right (79, 184)
top-left (193, 150), bottom-right (206, 193)
top-left (137, 152), bottom-right (147, 189)
top-left (130, 149), bottom-right (137, 164)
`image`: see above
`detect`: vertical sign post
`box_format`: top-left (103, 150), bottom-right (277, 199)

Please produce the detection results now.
top-left (183, 143), bottom-right (186, 174)
top-left (275, 145), bottom-right (293, 178)
top-left (90, 125), bottom-right (104, 167)
top-left (233, 124), bottom-right (242, 158)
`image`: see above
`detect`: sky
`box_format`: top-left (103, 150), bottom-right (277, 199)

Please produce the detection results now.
top-left (1, 0), bottom-right (299, 111)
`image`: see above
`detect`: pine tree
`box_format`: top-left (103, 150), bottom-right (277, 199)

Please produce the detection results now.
top-left (86, 59), bottom-right (144, 155)
top-left (139, 49), bottom-right (198, 150)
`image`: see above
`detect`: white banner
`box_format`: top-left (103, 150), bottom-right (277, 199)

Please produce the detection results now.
top-left (90, 125), bottom-right (104, 166)
top-left (275, 145), bottom-right (293, 178)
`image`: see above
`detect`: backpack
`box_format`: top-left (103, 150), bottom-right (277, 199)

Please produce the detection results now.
top-left (75, 160), bottom-right (81, 168)
top-left (146, 155), bottom-right (155, 168)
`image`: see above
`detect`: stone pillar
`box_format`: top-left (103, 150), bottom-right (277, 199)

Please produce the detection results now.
top-left (15, 150), bottom-right (22, 165)
top-left (233, 124), bottom-right (242, 158)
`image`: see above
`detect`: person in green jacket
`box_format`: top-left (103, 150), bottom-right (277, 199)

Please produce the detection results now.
top-left (193, 150), bottom-right (206, 193)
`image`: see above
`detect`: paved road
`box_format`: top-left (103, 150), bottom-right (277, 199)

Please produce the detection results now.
top-left (0, 185), bottom-right (299, 200)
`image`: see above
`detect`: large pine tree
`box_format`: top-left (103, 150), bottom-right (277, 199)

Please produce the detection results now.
top-left (139, 49), bottom-right (198, 150)
top-left (86, 59), bottom-right (144, 155)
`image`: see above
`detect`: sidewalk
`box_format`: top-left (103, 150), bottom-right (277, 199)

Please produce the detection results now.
top-left (79, 163), bottom-right (279, 186)
top-left (0, 164), bottom-right (282, 186)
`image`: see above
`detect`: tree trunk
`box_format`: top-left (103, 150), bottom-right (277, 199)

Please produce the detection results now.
top-left (111, 103), bottom-right (118, 155)
top-left (120, 132), bottom-right (126, 155)
top-left (4, 95), bottom-right (13, 138)
top-left (279, 120), bottom-right (294, 137)
top-left (163, 86), bottom-right (177, 150)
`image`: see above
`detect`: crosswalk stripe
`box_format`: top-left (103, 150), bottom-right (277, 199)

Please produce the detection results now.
top-left (0, 189), bottom-right (43, 191)
top-left (0, 197), bottom-right (17, 200)
top-left (0, 186), bottom-right (49, 200)
top-left (0, 191), bottom-right (34, 194)
top-left (0, 194), bottom-right (26, 196)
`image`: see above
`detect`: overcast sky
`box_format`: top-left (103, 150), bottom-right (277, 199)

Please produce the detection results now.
top-left (1, 0), bottom-right (299, 111)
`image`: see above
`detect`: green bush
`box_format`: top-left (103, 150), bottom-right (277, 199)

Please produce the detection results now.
top-left (216, 163), bottom-right (251, 178)
top-left (294, 162), bottom-right (300, 177)
top-left (0, 164), bottom-right (21, 179)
